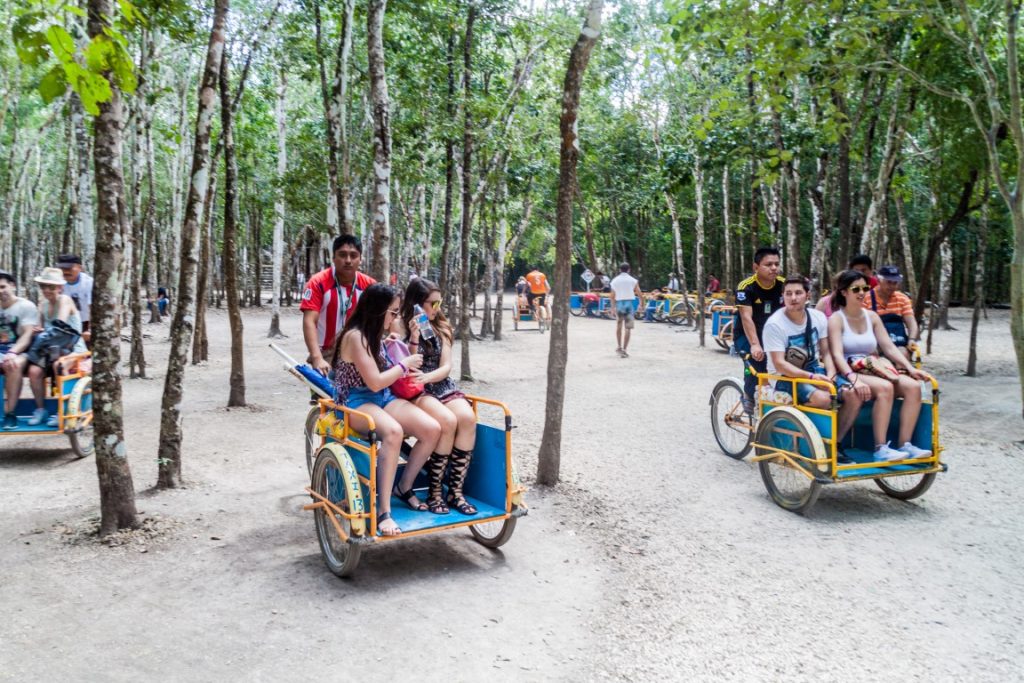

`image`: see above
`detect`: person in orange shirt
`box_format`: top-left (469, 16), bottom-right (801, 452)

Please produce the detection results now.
top-left (524, 267), bottom-right (551, 326)
top-left (863, 265), bottom-right (919, 361)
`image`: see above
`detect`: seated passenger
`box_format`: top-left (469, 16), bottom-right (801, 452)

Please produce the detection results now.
top-left (0, 271), bottom-right (38, 430)
top-left (827, 270), bottom-right (933, 462)
top-left (863, 265), bottom-right (919, 361)
top-left (21, 268), bottom-right (87, 426)
top-left (395, 279), bottom-right (477, 516)
top-left (763, 276), bottom-right (863, 455)
top-left (331, 283), bottom-right (441, 536)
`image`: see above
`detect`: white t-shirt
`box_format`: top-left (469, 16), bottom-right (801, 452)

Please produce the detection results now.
top-left (609, 273), bottom-right (638, 301)
top-left (0, 297), bottom-right (39, 353)
top-left (763, 307), bottom-right (828, 383)
top-left (63, 272), bottom-right (94, 324)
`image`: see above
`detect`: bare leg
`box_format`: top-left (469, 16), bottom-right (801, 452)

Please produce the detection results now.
top-left (414, 394), bottom-right (456, 454)
top-left (834, 389), bottom-right (863, 443)
top-left (894, 375), bottom-right (923, 445)
top-left (346, 403), bottom-right (404, 534)
top-left (446, 397), bottom-right (477, 452)
top-left (4, 362), bottom-right (24, 414)
top-left (28, 364), bottom-right (45, 409)
top-left (857, 374), bottom-right (894, 445)
top-left (622, 325), bottom-right (632, 353)
top-left (386, 398), bottom-right (441, 493)
top-left (615, 319), bottom-right (623, 351)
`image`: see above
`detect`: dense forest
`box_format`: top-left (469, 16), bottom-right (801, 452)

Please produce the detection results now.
top-left (3, 0), bottom-right (1023, 531)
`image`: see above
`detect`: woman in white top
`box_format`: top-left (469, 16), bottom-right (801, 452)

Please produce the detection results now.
top-left (21, 268), bottom-right (86, 426)
top-left (827, 270), bottom-right (932, 461)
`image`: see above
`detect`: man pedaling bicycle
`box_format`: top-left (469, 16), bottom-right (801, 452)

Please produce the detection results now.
top-left (524, 267), bottom-right (550, 325)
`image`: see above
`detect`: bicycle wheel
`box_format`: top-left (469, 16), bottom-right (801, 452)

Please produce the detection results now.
top-left (469, 509), bottom-right (519, 548)
top-left (304, 406), bottom-right (321, 477)
top-left (311, 445), bottom-right (365, 578)
top-left (875, 472), bottom-right (936, 500)
top-left (755, 407), bottom-right (825, 513)
top-left (709, 378), bottom-right (754, 459)
top-left (667, 300), bottom-right (689, 325)
top-left (714, 320), bottom-right (733, 350)
top-left (65, 377), bottom-right (94, 459)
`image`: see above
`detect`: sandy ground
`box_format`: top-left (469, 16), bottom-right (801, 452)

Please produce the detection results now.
top-left (1, 300), bottom-right (1022, 681)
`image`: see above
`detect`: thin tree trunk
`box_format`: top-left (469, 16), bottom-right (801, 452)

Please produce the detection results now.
top-left (87, 0), bottom-right (138, 534)
top-left (694, 149), bottom-right (706, 346)
top-left (193, 172), bottom-right (216, 365)
top-left (936, 239), bottom-right (953, 330)
top-left (439, 30), bottom-right (456, 298)
top-left (70, 94), bottom-right (95, 267)
top-left (269, 68), bottom-right (286, 338)
top-left (367, 0), bottom-right (391, 282)
top-left (894, 190), bottom-right (919, 297)
top-left (314, 0), bottom-right (340, 234)
top-left (967, 185), bottom-right (989, 376)
top-left (158, 0), bottom-right (228, 488)
top-left (537, 0), bottom-right (602, 487)
top-left (219, 51), bottom-right (246, 407)
top-left (722, 166), bottom-right (733, 291)
top-left (458, 2), bottom-right (477, 381)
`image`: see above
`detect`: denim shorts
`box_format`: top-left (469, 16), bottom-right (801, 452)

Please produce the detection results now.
top-left (344, 386), bottom-right (395, 410)
top-left (774, 364), bottom-right (826, 403)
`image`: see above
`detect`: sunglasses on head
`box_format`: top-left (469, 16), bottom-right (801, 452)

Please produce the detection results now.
top-left (847, 285), bottom-right (870, 294)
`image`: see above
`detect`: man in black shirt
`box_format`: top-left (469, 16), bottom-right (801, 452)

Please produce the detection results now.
top-left (734, 246), bottom-right (785, 410)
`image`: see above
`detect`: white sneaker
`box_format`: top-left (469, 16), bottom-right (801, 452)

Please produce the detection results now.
top-left (27, 408), bottom-right (48, 426)
top-left (873, 442), bottom-right (906, 462)
top-left (898, 442), bottom-right (932, 459)
top-left (47, 414), bottom-right (59, 428)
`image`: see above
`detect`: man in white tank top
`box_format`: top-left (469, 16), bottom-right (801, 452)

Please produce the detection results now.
top-left (609, 263), bottom-right (643, 358)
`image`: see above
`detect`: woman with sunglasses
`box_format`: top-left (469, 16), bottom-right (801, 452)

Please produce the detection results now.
top-left (827, 270), bottom-right (933, 462)
top-left (394, 279), bottom-right (478, 516)
top-left (332, 283), bottom-right (441, 536)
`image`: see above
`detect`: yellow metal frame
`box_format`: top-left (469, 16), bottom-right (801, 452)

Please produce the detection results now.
top-left (0, 351), bottom-right (93, 438)
top-left (303, 394), bottom-right (523, 543)
top-left (749, 371), bottom-right (944, 482)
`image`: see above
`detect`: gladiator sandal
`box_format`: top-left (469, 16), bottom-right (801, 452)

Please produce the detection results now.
top-left (446, 447), bottom-right (478, 515)
top-left (426, 452), bottom-right (450, 514)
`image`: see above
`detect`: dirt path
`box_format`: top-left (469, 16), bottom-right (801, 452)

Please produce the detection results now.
top-left (1, 303), bottom-right (1022, 681)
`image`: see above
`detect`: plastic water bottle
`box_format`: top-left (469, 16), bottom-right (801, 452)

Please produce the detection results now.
top-left (413, 304), bottom-right (436, 342)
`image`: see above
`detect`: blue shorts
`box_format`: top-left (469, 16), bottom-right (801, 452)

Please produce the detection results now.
top-left (774, 364), bottom-right (826, 403)
top-left (344, 386), bottom-right (395, 410)
top-left (615, 301), bottom-right (636, 316)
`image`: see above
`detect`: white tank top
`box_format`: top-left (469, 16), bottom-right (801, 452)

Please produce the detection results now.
top-left (837, 310), bottom-right (877, 357)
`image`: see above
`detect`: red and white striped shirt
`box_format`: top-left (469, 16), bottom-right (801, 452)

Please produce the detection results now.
top-left (300, 268), bottom-right (376, 352)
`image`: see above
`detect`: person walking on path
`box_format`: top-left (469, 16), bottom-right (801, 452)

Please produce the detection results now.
top-left (301, 234), bottom-right (377, 376)
top-left (733, 247), bottom-right (785, 411)
top-left (609, 262), bottom-right (643, 358)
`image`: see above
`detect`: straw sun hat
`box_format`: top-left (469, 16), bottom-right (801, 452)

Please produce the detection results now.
top-left (33, 267), bottom-right (66, 286)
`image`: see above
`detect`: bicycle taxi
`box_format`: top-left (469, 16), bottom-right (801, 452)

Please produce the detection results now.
top-left (706, 298), bottom-right (736, 350)
top-left (0, 351), bottom-right (94, 458)
top-left (274, 345), bottom-right (526, 578)
top-left (710, 360), bottom-right (945, 513)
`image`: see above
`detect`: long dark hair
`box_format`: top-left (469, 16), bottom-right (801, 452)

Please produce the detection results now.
top-left (400, 278), bottom-right (453, 345)
top-left (333, 283), bottom-right (398, 371)
top-left (832, 270), bottom-right (867, 309)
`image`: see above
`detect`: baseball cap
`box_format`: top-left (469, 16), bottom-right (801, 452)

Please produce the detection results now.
top-left (57, 254), bottom-right (82, 267)
top-left (877, 265), bottom-right (903, 282)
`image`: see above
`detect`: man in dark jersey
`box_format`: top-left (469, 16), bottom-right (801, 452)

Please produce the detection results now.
top-left (733, 246), bottom-right (785, 411)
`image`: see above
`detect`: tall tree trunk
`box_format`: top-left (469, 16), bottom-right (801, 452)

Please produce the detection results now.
top-left (808, 151), bottom-right (829, 300)
top-left (439, 30), bottom-right (456, 298)
top-left (367, 0), bottom-right (391, 282)
top-left (169, 66), bottom-right (191, 299)
top-left (694, 149), bottom-right (706, 346)
top-left (158, 0), bottom-right (229, 488)
top-left (192, 172), bottom-right (216, 364)
top-left (70, 94), bottom-right (95, 267)
top-left (537, 0), bottom-right (602, 487)
top-left (722, 166), bottom-right (733, 291)
top-left (458, 2), bottom-right (477, 381)
top-left (967, 184), bottom-right (989, 377)
top-left (219, 51), bottom-right (246, 407)
top-left (314, 0), bottom-right (341, 234)
top-left (269, 68), bottom-right (286, 338)
top-left (87, 0), bottom-right (138, 534)
top-left (894, 190), bottom-right (919, 297)
top-left (936, 239), bottom-right (953, 330)
top-left (335, 0), bottom-right (355, 233)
